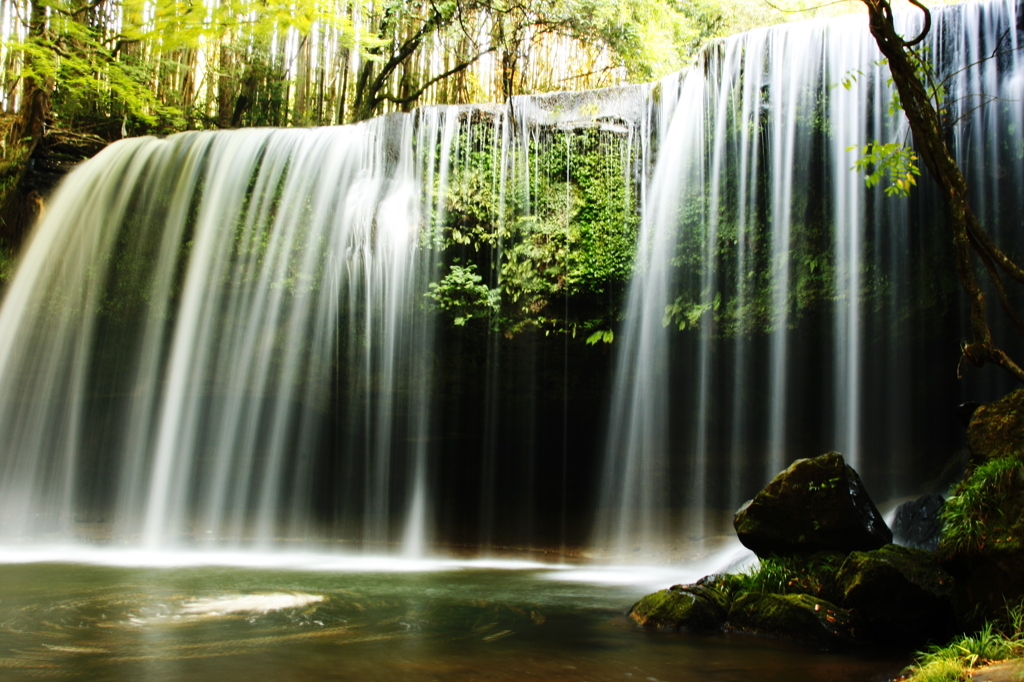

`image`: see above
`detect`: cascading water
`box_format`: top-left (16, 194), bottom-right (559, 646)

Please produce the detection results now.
top-left (0, 0), bottom-right (1021, 559)
top-left (0, 113), bottom-right (459, 550)
top-left (593, 0), bottom-right (1024, 557)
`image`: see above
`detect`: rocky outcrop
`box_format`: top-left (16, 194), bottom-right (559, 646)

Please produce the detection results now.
top-left (733, 452), bottom-right (892, 557)
top-left (631, 454), bottom-right (960, 649)
top-left (892, 493), bottom-right (945, 552)
top-left (966, 389), bottom-right (1024, 464)
top-left (836, 544), bottom-right (957, 646)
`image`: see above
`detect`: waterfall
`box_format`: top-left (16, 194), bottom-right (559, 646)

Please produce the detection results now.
top-left (0, 114), bottom-right (457, 550)
top-left (0, 0), bottom-right (1020, 559)
top-left (593, 0), bottom-right (1024, 557)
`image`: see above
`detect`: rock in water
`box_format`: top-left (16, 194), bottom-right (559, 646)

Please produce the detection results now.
top-left (892, 493), bottom-right (945, 553)
top-left (836, 544), bottom-right (956, 646)
top-left (726, 593), bottom-right (857, 648)
top-left (628, 584), bottom-right (729, 631)
top-left (733, 452), bottom-right (892, 557)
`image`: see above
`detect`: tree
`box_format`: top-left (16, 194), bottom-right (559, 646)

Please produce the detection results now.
top-left (859, 0), bottom-right (1024, 383)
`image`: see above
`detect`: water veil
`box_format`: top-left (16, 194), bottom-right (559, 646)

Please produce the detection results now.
top-left (0, 114), bottom-right (460, 551)
top-left (592, 0), bottom-right (1024, 557)
top-left (0, 0), bottom-right (1021, 563)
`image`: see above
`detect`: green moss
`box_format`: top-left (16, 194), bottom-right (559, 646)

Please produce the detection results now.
top-left (727, 592), bottom-right (855, 646)
top-left (629, 584), bottom-right (729, 631)
top-left (966, 389), bottom-right (1024, 463)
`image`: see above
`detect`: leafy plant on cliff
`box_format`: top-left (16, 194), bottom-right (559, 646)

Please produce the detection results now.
top-left (940, 456), bottom-right (1024, 556)
top-left (433, 124), bottom-right (639, 338)
top-left (425, 263), bottom-right (500, 327)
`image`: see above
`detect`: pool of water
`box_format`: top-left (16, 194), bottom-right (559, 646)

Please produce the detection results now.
top-left (0, 549), bottom-right (908, 681)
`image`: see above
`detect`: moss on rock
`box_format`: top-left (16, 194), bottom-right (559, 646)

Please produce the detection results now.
top-left (726, 592), bottom-right (857, 648)
top-left (837, 544), bottom-right (956, 646)
top-left (733, 452), bottom-right (892, 557)
top-left (967, 389), bottom-right (1024, 464)
top-left (628, 583), bottom-right (730, 631)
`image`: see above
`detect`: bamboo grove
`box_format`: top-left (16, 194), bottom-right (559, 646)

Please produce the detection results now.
top-left (0, 0), bottom-right (790, 138)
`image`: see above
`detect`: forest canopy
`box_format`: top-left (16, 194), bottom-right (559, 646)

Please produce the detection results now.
top-left (0, 0), bottom-right (850, 136)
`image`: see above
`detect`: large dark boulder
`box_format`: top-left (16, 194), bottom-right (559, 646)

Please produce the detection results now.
top-left (892, 493), bottom-right (945, 553)
top-left (629, 583), bottom-right (729, 631)
top-left (733, 452), bottom-right (892, 557)
top-left (726, 593), bottom-right (857, 648)
top-left (836, 544), bottom-right (956, 646)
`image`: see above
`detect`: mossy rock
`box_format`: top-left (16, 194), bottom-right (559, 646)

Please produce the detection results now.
top-left (726, 592), bottom-right (857, 648)
top-left (967, 388), bottom-right (1024, 464)
top-left (629, 583), bottom-right (730, 632)
top-left (837, 544), bottom-right (956, 646)
top-left (938, 454), bottom-right (1024, 625)
top-left (733, 452), bottom-right (892, 557)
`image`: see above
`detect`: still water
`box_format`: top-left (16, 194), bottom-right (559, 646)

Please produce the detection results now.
top-left (0, 550), bottom-right (907, 681)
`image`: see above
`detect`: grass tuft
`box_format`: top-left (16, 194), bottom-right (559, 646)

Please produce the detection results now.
top-left (903, 602), bottom-right (1024, 681)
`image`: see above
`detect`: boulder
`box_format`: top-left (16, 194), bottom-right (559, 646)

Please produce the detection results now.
top-left (836, 544), bottom-right (957, 646)
top-left (733, 452), bottom-right (892, 557)
top-left (967, 388), bottom-right (1024, 464)
top-left (628, 583), bottom-right (729, 632)
top-left (726, 592), bottom-right (857, 648)
top-left (892, 493), bottom-right (945, 553)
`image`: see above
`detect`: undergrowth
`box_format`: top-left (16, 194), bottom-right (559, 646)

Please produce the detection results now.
top-left (727, 553), bottom-right (843, 600)
top-left (941, 456), bottom-right (1024, 555)
top-left (902, 602), bottom-right (1024, 681)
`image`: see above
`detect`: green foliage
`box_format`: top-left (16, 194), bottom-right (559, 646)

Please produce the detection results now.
top-left (0, 239), bottom-right (17, 289)
top-left (941, 456), bottom-right (1024, 555)
top-left (434, 123), bottom-right (639, 337)
top-left (425, 263), bottom-right (500, 326)
top-left (849, 141), bottom-right (921, 197)
top-left (730, 553), bottom-right (843, 600)
top-left (663, 292), bottom-right (720, 331)
top-left (903, 608), bottom-right (1024, 682)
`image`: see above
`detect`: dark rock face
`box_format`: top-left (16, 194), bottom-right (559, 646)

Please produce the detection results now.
top-left (967, 388), bottom-right (1024, 463)
top-left (836, 544), bottom-right (957, 646)
top-left (628, 584), bottom-right (729, 631)
top-left (733, 452), bottom-right (892, 557)
top-left (892, 493), bottom-right (945, 553)
top-left (726, 593), bottom-right (857, 648)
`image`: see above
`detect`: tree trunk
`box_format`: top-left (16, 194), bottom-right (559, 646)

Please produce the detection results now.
top-left (861, 0), bottom-right (1024, 383)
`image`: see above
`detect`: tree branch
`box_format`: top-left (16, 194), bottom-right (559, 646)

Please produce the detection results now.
top-left (861, 0), bottom-right (1024, 383)
top-left (381, 45), bottom-right (497, 106)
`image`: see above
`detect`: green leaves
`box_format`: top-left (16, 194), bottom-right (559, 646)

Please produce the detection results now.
top-left (663, 291), bottom-right (721, 331)
top-left (848, 141), bottom-right (921, 197)
top-left (425, 263), bottom-right (500, 326)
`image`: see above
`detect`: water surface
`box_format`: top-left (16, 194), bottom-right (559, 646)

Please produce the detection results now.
top-left (0, 552), bottom-right (908, 681)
